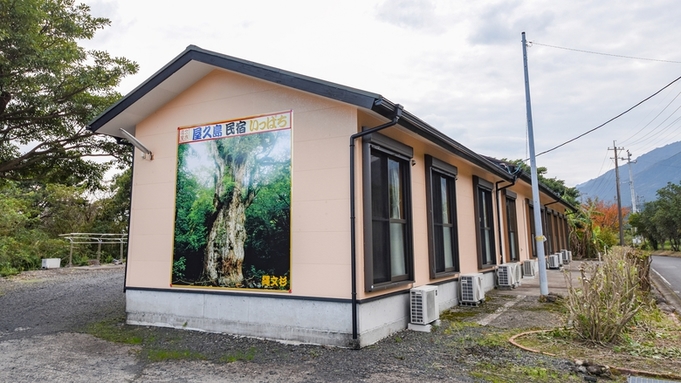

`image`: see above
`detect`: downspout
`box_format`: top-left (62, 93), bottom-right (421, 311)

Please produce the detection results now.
top-left (349, 104), bottom-right (403, 347)
top-left (123, 146), bottom-right (134, 293)
top-left (495, 175), bottom-right (518, 265)
top-left (114, 137), bottom-right (135, 294)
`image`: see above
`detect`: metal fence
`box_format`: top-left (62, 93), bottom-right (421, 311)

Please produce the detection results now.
top-left (58, 233), bottom-right (128, 267)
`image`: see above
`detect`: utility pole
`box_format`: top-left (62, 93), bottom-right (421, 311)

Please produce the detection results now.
top-left (522, 32), bottom-right (549, 296)
top-left (611, 141), bottom-right (625, 245)
top-left (626, 150), bottom-right (637, 214)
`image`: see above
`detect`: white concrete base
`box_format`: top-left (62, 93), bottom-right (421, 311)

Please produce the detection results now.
top-left (126, 280), bottom-right (461, 348)
top-left (408, 319), bottom-right (441, 332)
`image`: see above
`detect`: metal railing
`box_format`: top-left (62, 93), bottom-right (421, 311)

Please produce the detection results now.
top-left (58, 233), bottom-right (128, 267)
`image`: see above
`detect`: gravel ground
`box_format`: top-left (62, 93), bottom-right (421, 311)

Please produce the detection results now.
top-left (0, 267), bottom-right (579, 382)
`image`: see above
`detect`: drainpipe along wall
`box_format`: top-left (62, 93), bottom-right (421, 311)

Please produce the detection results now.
top-left (495, 176), bottom-right (517, 265)
top-left (349, 104), bottom-right (403, 348)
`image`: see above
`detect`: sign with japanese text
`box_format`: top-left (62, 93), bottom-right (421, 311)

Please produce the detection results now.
top-left (178, 111), bottom-right (292, 144)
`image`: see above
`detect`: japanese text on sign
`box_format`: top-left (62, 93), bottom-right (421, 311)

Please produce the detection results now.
top-left (178, 111), bottom-right (292, 143)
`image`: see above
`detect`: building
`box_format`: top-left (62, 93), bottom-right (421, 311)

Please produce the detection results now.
top-left (88, 45), bottom-right (573, 348)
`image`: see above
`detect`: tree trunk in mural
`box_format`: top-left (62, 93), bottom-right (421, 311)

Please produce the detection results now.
top-left (203, 137), bottom-right (258, 286)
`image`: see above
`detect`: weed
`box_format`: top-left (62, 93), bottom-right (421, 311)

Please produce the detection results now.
top-left (471, 361), bottom-right (584, 382)
top-left (564, 247), bottom-right (651, 344)
top-left (440, 310), bottom-right (477, 321)
top-left (442, 320), bottom-right (479, 335)
top-left (220, 347), bottom-right (257, 363)
top-left (393, 335), bottom-right (403, 343)
top-left (476, 330), bottom-right (517, 348)
top-left (86, 319), bottom-right (144, 345)
top-left (146, 349), bottom-right (205, 362)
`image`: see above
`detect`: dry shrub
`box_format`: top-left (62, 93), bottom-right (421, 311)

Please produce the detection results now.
top-left (564, 246), bottom-right (649, 344)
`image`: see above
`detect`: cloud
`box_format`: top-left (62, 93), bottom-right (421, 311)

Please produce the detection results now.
top-left (469, 2), bottom-right (554, 45)
top-left (375, 0), bottom-right (446, 34)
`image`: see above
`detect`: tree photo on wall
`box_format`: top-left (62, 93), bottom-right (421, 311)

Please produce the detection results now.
top-left (172, 113), bottom-right (291, 291)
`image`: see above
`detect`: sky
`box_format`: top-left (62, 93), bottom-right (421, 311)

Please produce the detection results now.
top-left (82, 0), bottom-right (681, 187)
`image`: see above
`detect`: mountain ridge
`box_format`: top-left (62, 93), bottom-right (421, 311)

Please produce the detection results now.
top-left (576, 141), bottom-right (681, 207)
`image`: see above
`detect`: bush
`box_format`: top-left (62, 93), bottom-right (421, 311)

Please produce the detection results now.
top-left (564, 246), bottom-right (650, 344)
top-left (0, 230), bottom-right (69, 277)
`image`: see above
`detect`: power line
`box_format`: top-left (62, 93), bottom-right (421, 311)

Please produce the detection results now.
top-left (619, 88), bottom-right (681, 146)
top-left (529, 74), bottom-right (681, 159)
top-left (529, 41), bottom-right (681, 64)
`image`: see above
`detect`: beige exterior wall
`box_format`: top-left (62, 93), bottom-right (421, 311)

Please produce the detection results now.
top-left (127, 69), bottom-right (358, 299)
top-left (125, 67), bottom-right (571, 303)
top-left (355, 123), bottom-right (509, 299)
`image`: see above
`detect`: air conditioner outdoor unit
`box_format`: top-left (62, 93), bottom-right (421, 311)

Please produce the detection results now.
top-left (460, 273), bottom-right (485, 304)
top-left (560, 249), bottom-right (572, 264)
top-left (410, 285), bottom-right (439, 325)
top-left (547, 253), bottom-right (561, 269)
top-left (496, 264), bottom-right (519, 288)
top-left (523, 259), bottom-right (538, 278)
top-left (512, 262), bottom-right (522, 286)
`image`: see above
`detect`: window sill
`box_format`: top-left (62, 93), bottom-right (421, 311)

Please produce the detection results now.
top-left (366, 279), bottom-right (414, 293)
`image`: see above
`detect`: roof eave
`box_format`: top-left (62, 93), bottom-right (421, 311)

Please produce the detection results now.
top-left (88, 45), bottom-right (382, 136)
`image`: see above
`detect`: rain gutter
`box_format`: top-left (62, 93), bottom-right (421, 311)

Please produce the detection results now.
top-left (349, 103), bottom-right (403, 348)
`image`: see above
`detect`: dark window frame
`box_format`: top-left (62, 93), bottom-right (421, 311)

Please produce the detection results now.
top-left (473, 176), bottom-right (496, 269)
top-left (545, 208), bottom-right (554, 254)
top-left (425, 155), bottom-right (460, 278)
top-left (504, 190), bottom-right (520, 262)
top-left (362, 133), bottom-right (414, 292)
top-left (526, 199), bottom-right (537, 258)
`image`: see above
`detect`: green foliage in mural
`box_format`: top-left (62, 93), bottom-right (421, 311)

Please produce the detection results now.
top-left (173, 129), bottom-right (291, 288)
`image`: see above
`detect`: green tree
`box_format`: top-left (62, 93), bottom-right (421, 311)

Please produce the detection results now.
top-left (652, 182), bottom-right (681, 251)
top-left (0, 181), bottom-right (82, 275)
top-left (87, 167), bottom-right (132, 234)
top-left (0, 0), bottom-right (138, 188)
top-left (629, 201), bottom-right (663, 250)
top-left (503, 159), bottom-right (579, 206)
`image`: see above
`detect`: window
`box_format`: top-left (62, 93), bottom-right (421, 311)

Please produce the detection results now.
top-left (526, 199), bottom-right (536, 258)
top-left (562, 214), bottom-right (570, 251)
top-left (473, 176), bottom-right (496, 268)
top-left (362, 133), bottom-right (413, 291)
top-left (425, 155), bottom-right (459, 277)
top-left (505, 191), bottom-right (519, 262)
top-left (545, 208), bottom-right (554, 254)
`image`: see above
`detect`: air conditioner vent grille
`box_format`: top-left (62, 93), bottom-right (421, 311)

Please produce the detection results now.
top-left (410, 286), bottom-right (438, 324)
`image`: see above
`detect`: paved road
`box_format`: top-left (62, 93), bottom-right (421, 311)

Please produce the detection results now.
top-left (651, 255), bottom-right (681, 297)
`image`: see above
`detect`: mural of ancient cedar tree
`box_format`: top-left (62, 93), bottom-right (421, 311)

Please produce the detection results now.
top-left (173, 112), bottom-right (291, 291)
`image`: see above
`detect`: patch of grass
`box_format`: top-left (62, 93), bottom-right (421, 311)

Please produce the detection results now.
top-left (146, 349), bottom-right (206, 362)
top-left (514, 308), bottom-right (681, 378)
top-left (470, 361), bottom-right (588, 382)
top-left (440, 309), bottom-right (477, 321)
top-left (220, 347), bottom-right (257, 363)
top-left (441, 320), bottom-right (479, 335)
top-left (86, 319), bottom-right (145, 345)
top-left (476, 329), bottom-right (518, 348)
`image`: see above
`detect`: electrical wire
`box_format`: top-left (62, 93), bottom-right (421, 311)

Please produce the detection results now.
top-left (619, 89), bottom-right (681, 146)
top-left (527, 74), bottom-right (681, 160)
top-left (529, 41), bottom-right (681, 64)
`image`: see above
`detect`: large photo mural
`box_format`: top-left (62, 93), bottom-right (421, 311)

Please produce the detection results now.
top-left (172, 111), bottom-right (292, 291)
